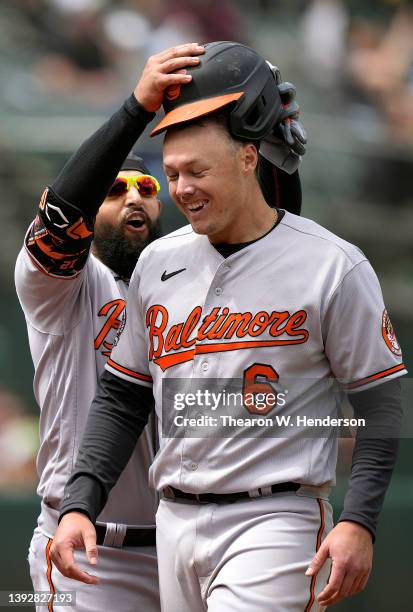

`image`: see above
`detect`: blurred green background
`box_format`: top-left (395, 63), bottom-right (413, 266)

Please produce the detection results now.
top-left (0, 1), bottom-right (412, 610)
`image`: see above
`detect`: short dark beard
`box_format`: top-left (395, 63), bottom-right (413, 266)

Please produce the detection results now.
top-left (93, 218), bottom-right (162, 279)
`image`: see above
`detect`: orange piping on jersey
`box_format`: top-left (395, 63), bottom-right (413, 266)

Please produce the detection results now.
top-left (343, 363), bottom-right (406, 390)
top-left (153, 338), bottom-right (308, 371)
top-left (45, 538), bottom-right (55, 612)
top-left (107, 357), bottom-right (153, 383)
top-left (315, 499), bottom-right (325, 557)
top-left (305, 498), bottom-right (325, 612)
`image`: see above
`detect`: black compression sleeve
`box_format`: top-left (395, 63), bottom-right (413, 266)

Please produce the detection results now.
top-left (338, 378), bottom-right (402, 541)
top-left (59, 370), bottom-right (154, 523)
top-left (51, 94), bottom-right (155, 219)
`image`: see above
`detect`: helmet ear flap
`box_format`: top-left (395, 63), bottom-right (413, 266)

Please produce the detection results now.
top-left (229, 75), bottom-right (283, 141)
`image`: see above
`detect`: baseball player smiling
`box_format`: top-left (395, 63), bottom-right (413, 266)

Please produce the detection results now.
top-left (50, 41), bottom-right (406, 611)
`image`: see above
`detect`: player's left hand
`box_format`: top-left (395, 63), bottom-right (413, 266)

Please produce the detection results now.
top-left (50, 512), bottom-right (100, 585)
top-left (305, 521), bottom-right (373, 607)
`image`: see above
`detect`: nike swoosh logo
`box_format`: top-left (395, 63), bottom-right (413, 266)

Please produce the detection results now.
top-left (161, 268), bottom-right (187, 282)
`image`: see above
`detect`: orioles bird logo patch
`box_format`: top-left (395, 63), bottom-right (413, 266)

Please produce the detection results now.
top-left (382, 309), bottom-right (402, 356)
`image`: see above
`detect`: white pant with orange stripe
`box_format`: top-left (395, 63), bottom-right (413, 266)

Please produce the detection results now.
top-left (156, 487), bottom-right (333, 612)
top-left (28, 526), bottom-right (160, 612)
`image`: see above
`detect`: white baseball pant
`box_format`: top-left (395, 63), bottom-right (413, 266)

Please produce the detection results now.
top-left (156, 487), bottom-right (332, 611)
top-left (28, 526), bottom-right (160, 612)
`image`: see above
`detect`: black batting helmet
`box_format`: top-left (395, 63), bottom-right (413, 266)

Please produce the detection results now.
top-left (151, 41), bottom-right (283, 141)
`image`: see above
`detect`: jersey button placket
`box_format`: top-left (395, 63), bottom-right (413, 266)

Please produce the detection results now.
top-left (194, 264), bottom-right (228, 379)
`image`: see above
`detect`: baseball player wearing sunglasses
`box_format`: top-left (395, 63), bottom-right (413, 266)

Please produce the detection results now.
top-left (15, 42), bottom-right (306, 612)
top-left (14, 64), bottom-right (168, 612)
top-left (49, 42), bottom-right (404, 611)
top-left (107, 174), bottom-right (161, 199)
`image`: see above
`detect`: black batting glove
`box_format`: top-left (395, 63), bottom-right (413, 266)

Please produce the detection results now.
top-left (260, 63), bottom-right (307, 174)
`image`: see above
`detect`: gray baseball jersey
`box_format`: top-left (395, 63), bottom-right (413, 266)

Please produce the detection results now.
top-left (106, 211), bottom-right (406, 493)
top-left (15, 243), bottom-right (157, 526)
top-left (15, 189), bottom-right (160, 610)
top-left (16, 246), bottom-right (157, 525)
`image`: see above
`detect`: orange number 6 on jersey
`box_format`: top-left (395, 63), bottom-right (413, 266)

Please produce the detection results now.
top-left (242, 363), bottom-right (279, 415)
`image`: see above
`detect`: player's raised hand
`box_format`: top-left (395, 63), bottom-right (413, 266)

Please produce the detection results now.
top-left (305, 521), bottom-right (373, 606)
top-left (50, 512), bottom-right (100, 585)
top-left (134, 43), bottom-right (205, 113)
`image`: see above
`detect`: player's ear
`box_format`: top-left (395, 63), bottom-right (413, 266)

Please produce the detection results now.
top-left (240, 143), bottom-right (259, 176)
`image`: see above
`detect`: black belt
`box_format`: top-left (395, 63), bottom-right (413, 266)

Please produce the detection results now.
top-left (95, 524), bottom-right (156, 547)
top-left (162, 482), bottom-right (300, 505)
